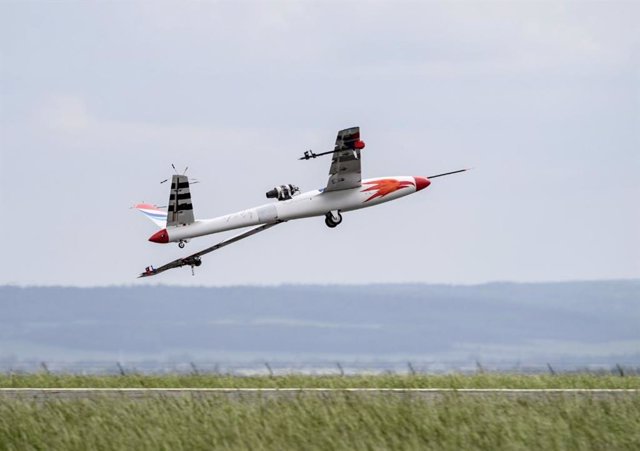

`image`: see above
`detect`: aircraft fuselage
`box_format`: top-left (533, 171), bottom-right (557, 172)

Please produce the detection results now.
top-left (149, 176), bottom-right (430, 244)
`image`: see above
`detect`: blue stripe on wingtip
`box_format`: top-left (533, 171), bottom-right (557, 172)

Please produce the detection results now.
top-left (142, 211), bottom-right (167, 218)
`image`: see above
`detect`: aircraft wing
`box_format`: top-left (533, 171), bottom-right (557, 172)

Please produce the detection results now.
top-left (139, 222), bottom-right (283, 277)
top-left (325, 126), bottom-right (364, 192)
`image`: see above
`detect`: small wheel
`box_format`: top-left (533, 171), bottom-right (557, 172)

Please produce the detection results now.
top-left (325, 216), bottom-right (338, 228)
top-left (178, 241), bottom-right (186, 249)
top-left (324, 212), bottom-right (342, 228)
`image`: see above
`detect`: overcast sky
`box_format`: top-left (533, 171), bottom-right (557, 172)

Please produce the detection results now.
top-left (1, 1), bottom-right (638, 286)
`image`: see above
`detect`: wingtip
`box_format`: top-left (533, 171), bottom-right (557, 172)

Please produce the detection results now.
top-left (134, 203), bottom-right (162, 210)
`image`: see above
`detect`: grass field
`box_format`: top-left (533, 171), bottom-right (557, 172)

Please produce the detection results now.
top-left (1, 375), bottom-right (638, 450)
top-left (0, 392), bottom-right (639, 450)
top-left (1, 373), bottom-right (639, 389)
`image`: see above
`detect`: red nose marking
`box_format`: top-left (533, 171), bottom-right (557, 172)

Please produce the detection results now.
top-left (148, 229), bottom-right (169, 243)
top-left (413, 176), bottom-right (431, 191)
top-left (355, 140), bottom-right (365, 149)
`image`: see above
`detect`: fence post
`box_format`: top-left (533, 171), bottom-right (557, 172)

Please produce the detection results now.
top-left (547, 363), bottom-right (556, 376)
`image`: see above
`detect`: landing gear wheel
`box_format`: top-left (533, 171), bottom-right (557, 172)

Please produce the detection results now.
top-left (178, 241), bottom-right (186, 249)
top-left (324, 212), bottom-right (343, 228)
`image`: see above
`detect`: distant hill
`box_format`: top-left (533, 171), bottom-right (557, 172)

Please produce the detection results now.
top-left (1, 282), bottom-right (639, 368)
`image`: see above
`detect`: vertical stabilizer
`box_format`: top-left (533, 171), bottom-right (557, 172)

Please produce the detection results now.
top-left (167, 174), bottom-right (195, 227)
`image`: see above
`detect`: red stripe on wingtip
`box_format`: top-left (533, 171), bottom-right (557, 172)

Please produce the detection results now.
top-left (135, 203), bottom-right (161, 211)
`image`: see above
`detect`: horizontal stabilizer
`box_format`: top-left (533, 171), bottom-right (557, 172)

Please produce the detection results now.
top-left (134, 203), bottom-right (167, 228)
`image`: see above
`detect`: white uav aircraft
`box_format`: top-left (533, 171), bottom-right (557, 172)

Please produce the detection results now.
top-left (135, 127), bottom-right (467, 277)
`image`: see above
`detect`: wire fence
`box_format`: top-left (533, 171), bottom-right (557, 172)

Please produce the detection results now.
top-left (2, 361), bottom-right (639, 376)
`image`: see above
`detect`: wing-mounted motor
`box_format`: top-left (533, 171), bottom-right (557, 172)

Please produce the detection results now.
top-left (299, 127), bottom-right (366, 161)
top-left (265, 184), bottom-right (300, 201)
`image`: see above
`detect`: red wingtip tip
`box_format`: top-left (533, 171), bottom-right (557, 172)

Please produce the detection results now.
top-left (148, 229), bottom-right (169, 243)
top-left (135, 203), bottom-right (156, 210)
top-left (413, 176), bottom-right (431, 191)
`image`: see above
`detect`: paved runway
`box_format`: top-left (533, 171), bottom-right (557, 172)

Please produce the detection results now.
top-left (0, 388), bottom-right (637, 401)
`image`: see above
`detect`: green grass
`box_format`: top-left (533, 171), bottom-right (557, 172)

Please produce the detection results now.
top-left (1, 373), bottom-right (639, 389)
top-left (1, 375), bottom-right (638, 450)
top-left (1, 393), bottom-right (639, 450)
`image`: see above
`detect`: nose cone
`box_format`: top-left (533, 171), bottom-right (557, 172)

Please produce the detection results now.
top-left (413, 176), bottom-right (431, 191)
top-left (148, 229), bottom-right (169, 243)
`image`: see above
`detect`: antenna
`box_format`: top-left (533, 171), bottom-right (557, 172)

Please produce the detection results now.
top-left (162, 164), bottom-right (190, 183)
top-left (427, 168), bottom-right (472, 179)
